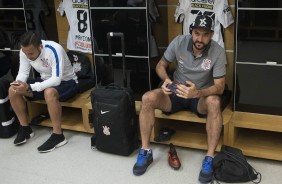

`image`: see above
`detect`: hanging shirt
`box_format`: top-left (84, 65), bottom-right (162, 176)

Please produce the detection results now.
top-left (23, 0), bottom-right (50, 40)
top-left (174, 0), bottom-right (234, 48)
top-left (57, 0), bottom-right (92, 53)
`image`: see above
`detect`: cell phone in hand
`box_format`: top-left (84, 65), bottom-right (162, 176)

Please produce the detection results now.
top-left (166, 82), bottom-right (180, 94)
top-left (10, 82), bottom-right (20, 86)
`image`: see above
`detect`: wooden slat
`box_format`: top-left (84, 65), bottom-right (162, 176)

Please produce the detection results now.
top-left (231, 111), bottom-right (282, 132)
top-left (27, 89), bottom-right (94, 133)
top-left (233, 129), bottom-right (282, 161)
top-left (38, 107), bottom-right (87, 132)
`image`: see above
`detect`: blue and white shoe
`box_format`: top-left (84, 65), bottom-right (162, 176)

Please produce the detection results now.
top-left (199, 156), bottom-right (214, 183)
top-left (133, 149), bottom-right (153, 176)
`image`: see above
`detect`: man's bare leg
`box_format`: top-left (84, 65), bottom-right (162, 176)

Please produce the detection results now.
top-left (198, 95), bottom-right (223, 183)
top-left (37, 88), bottom-right (67, 153)
top-left (9, 87), bottom-right (30, 126)
top-left (44, 88), bottom-right (62, 134)
top-left (139, 89), bottom-right (171, 149)
top-left (133, 88), bottom-right (171, 176)
top-left (9, 86), bottom-right (34, 145)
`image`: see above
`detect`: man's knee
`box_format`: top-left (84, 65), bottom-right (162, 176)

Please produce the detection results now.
top-left (204, 95), bottom-right (222, 117)
top-left (142, 91), bottom-right (157, 104)
top-left (44, 88), bottom-right (59, 102)
top-left (205, 95), bottom-right (221, 108)
top-left (8, 86), bottom-right (17, 99)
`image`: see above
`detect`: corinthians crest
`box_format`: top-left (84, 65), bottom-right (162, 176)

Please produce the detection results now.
top-left (201, 58), bottom-right (211, 70)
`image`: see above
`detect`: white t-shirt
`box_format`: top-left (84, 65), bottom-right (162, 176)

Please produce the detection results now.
top-left (57, 0), bottom-right (92, 53)
top-left (16, 40), bottom-right (77, 92)
top-left (174, 0), bottom-right (234, 48)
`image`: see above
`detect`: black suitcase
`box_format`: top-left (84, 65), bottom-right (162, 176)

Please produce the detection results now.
top-left (0, 79), bottom-right (18, 138)
top-left (90, 32), bottom-right (139, 156)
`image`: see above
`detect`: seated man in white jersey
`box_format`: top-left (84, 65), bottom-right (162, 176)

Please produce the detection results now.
top-left (132, 14), bottom-right (227, 183)
top-left (9, 31), bottom-right (78, 153)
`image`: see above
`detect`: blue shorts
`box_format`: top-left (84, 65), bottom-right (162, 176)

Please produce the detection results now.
top-left (26, 78), bottom-right (78, 102)
top-left (163, 94), bottom-right (207, 118)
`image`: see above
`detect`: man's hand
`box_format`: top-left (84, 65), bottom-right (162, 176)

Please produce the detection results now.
top-left (10, 80), bottom-right (30, 95)
top-left (176, 81), bottom-right (199, 99)
top-left (161, 78), bottom-right (173, 94)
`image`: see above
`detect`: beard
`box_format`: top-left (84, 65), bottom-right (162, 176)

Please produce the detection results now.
top-left (193, 41), bottom-right (208, 51)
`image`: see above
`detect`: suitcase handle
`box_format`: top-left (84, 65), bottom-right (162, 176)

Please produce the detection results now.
top-left (107, 32), bottom-right (127, 87)
top-left (105, 83), bottom-right (123, 90)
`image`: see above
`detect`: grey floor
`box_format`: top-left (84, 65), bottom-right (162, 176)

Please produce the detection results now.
top-left (0, 125), bottom-right (281, 184)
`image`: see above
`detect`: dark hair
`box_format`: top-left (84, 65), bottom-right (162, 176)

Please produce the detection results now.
top-left (20, 31), bottom-right (41, 47)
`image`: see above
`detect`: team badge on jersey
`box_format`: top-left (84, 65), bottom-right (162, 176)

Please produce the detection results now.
top-left (41, 58), bottom-right (49, 67)
top-left (201, 58), bottom-right (211, 70)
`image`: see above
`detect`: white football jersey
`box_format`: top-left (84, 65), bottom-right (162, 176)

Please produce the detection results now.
top-left (57, 0), bottom-right (92, 53)
top-left (174, 0), bottom-right (234, 48)
top-left (24, 0), bottom-right (50, 40)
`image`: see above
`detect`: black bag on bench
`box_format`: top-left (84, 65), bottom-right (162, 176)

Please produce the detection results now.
top-left (67, 51), bottom-right (96, 93)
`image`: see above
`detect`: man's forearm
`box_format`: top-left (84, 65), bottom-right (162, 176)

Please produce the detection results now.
top-left (156, 68), bottom-right (170, 81)
top-left (156, 59), bottom-right (170, 81)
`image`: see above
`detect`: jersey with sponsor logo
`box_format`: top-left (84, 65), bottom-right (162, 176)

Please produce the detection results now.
top-left (57, 0), bottom-right (92, 53)
top-left (174, 0), bottom-right (234, 48)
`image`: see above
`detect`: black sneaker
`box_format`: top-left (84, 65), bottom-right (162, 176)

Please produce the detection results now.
top-left (37, 133), bottom-right (67, 153)
top-left (14, 125), bottom-right (34, 145)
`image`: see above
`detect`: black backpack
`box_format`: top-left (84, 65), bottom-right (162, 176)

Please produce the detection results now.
top-left (90, 84), bottom-right (139, 156)
top-left (212, 145), bottom-right (262, 183)
top-left (67, 51), bottom-right (96, 93)
top-left (0, 79), bottom-right (18, 138)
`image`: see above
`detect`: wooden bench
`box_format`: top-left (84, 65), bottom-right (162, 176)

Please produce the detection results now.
top-left (28, 90), bottom-right (233, 151)
top-left (134, 101), bottom-right (233, 151)
top-left (27, 89), bottom-right (94, 133)
top-left (229, 112), bottom-right (282, 161)
top-left (84, 100), bottom-right (233, 151)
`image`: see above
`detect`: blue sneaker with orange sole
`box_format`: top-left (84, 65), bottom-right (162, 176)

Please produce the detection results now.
top-left (199, 156), bottom-right (214, 183)
top-left (133, 149), bottom-right (153, 176)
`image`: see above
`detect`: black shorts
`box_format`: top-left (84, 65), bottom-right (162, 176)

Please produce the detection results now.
top-left (163, 94), bottom-right (207, 118)
top-left (26, 78), bottom-right (78, 102)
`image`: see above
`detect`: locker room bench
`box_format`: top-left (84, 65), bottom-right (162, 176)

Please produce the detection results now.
top-left (83, 100), bottom-right (233, 151)
top-left (27, 88), bottom-right (94, 133)
top-left (28, 91), bottom-right (233, 151)
top-left (134, 101), bottom-right (233, 151)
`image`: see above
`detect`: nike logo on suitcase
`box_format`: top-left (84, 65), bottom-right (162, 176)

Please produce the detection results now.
top-left (101, 110), bottom-right (110, 114)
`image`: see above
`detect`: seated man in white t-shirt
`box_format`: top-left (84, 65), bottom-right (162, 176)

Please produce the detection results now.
top-left (9, 31), bottom-right (78, 153)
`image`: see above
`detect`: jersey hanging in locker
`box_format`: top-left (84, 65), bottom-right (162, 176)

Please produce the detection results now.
top-left (57, 0), bottom-right (92, 53)
top-left (174, 0), bottom-right (234, 48)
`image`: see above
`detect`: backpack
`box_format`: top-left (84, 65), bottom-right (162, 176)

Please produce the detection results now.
top-left (0, 79), bottom-right (18, 138)
top-left (212, 145), bottom-right (262, 183)
top-left (67, 50), bottom-right (92, 79)
top-left (90, 84), bottom-right (139, 156)
top-left (67, 51), bottom-right (96, 93)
